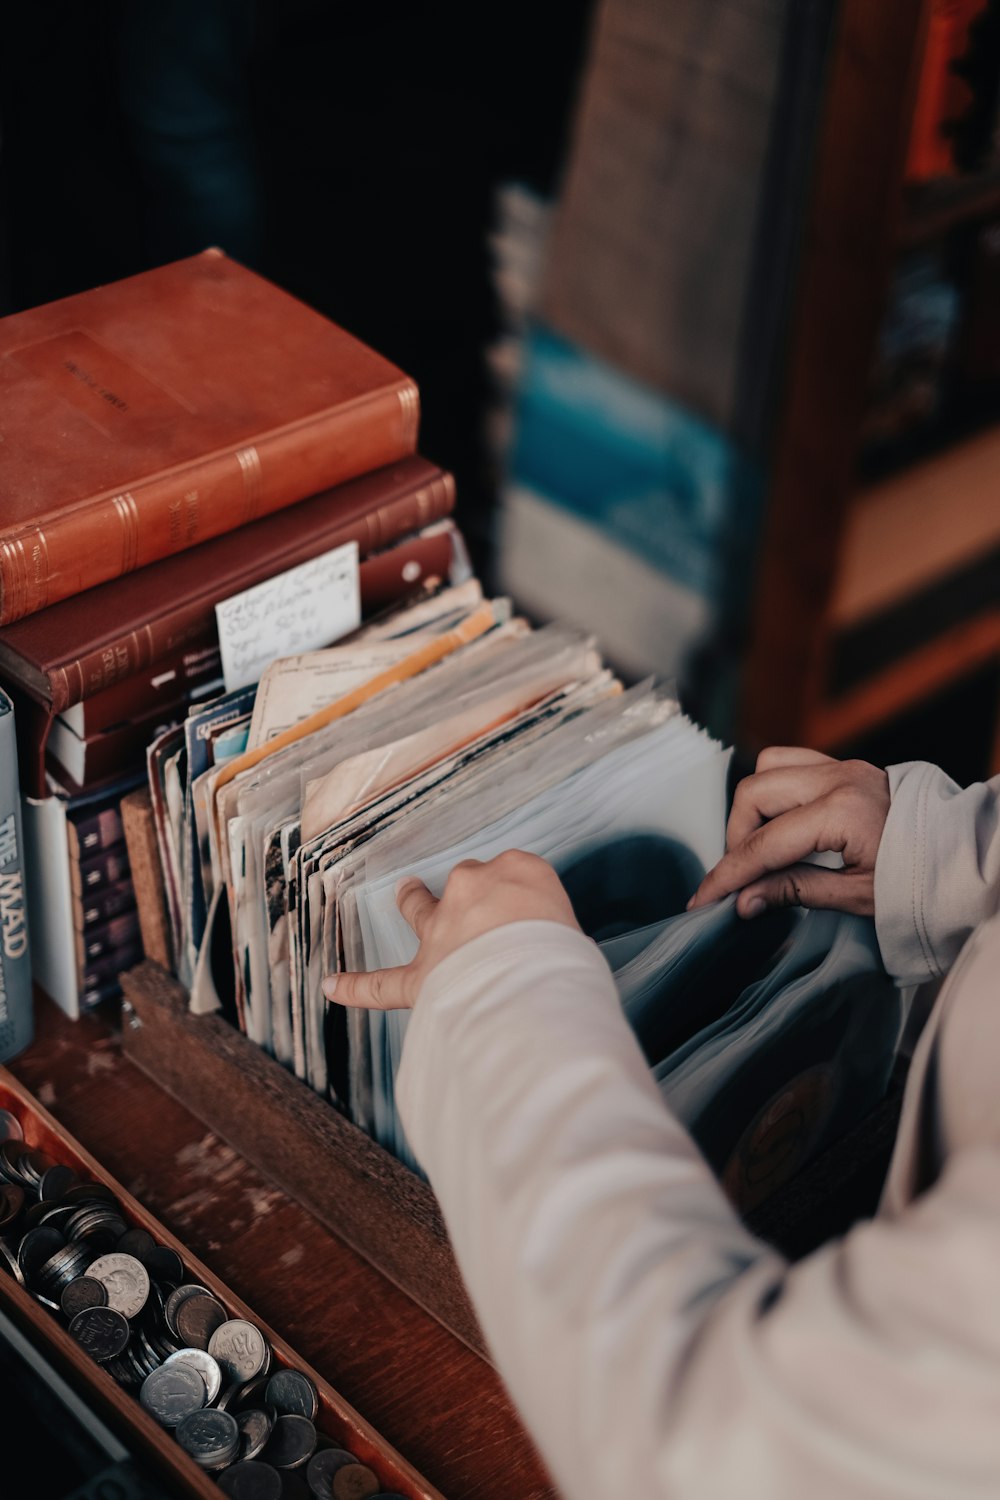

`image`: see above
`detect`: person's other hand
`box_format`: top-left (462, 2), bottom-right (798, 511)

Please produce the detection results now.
top-left (323, 849), bottom-right (581, 1009)
top-left (688, 747), bottom-right (890, 918)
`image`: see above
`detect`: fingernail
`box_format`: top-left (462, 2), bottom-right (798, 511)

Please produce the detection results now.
top-left (686, 894), bottom-right (696, 910)
top-left (322, 977), bottom-right (338, 1000)
top-left (744, 897), bottom-right (766, 919)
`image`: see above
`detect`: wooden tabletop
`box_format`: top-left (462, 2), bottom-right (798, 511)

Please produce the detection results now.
top-left (8, 993), bottom-right (556, 1500)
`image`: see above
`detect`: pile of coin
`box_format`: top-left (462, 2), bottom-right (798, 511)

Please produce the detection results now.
top-left (0, 1111), bottom-right (408, 1499)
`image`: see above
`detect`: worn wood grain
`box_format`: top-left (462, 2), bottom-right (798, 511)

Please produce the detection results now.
top-left (8, 994), bottom-right (556, 1500)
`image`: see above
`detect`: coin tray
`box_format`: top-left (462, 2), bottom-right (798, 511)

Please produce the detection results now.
top-left (0, 1065), bottom-right (444, 1500)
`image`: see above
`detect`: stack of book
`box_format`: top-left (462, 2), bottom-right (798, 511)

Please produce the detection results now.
top-left (0, 249), bottom-right (462, 1017)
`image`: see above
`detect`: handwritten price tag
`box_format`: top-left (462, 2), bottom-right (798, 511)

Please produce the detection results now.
top-left (215, 541), bottom-right (361, 692)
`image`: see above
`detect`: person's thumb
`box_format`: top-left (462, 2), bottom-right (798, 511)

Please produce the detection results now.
top-left (735, 862), bottom-right (873, 919)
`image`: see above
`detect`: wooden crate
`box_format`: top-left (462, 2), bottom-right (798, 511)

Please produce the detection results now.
top-left (120, 960), bottom-right (485, 1359)
top-left (0, 1064), bottom-right (445, 1500)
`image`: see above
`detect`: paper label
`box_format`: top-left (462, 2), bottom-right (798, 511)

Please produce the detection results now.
top-left (215, 542), bottom-right (361, 692)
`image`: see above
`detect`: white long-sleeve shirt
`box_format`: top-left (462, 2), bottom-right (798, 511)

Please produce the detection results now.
top-left (396, 762), bottom-right (1000, 1499)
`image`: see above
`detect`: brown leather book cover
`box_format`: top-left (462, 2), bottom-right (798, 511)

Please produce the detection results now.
top-left (0, 249), bottom-right (420, 623)
top-left (0, 456), bottom-right (455, 712)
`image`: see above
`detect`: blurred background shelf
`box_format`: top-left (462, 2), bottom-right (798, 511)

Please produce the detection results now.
top-left (741, 0), bottom-right (1000, 783)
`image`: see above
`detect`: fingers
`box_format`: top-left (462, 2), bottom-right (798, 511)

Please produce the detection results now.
top-left (754, 746), bottom-right (835, 772)
top-left (691, 796), bottom-right (842, 909)
top-left (395, 876), bottom-right (439, 938)
top-left (323, 966), bottom-right (413, 1010)
top-left (736, 864), bottom-right (875, 919)
top-left (726, 762), bottom-right (839, 851)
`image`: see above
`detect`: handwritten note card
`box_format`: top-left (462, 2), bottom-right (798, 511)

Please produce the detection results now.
top-left (215, 542), bottom-right (361, 692)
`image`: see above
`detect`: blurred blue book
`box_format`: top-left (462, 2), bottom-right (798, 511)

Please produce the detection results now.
top-left (498, 326), bottom-right (761, 688)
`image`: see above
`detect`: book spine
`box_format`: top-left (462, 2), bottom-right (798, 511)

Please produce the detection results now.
top-left (46, 470), bottom-right (453, 711)
top-left (0, 380), bottom-right (420, 625)
top-left (73, 844), bottom-right (131, 898)
top-left (66, 645), bottom-right (223, 737)
top-left (75, 912), bottom-right (142, 969)
top-left (67, 805), bottom-right (126, 859)
top-left (0, 694), bottom-right (33, 1060)
top-left (74, 878), bottom-right (137, 932)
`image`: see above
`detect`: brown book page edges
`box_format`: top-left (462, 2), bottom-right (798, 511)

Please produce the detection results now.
top-left (120, 788), bottom-right (173, 971)
top-left (0, 1067), bottom-right (444, 1500)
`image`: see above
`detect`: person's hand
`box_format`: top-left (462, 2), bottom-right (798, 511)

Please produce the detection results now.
top-left (323, 849), bottom-right (582, 1009)
top-left (688, 747), bottom-right (890, 918)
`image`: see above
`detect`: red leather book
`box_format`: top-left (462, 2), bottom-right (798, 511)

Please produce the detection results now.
top-left (0, 249), bottom-right (420, 623)
top-left (1, 509), bottom-right (458, 798)
top-left (0, 457), bottom-right (455, 713)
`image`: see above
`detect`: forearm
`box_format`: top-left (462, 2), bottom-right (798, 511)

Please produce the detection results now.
top-left (397, 922), bottom-right (780, 1499)
top-left (397, 921), bottom-right (1000, 1499)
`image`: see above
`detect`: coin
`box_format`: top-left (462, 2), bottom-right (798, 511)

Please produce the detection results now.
top-left (176, 1292), bottom-right (228, 1350)
top-left (164, 1348), bottom-right (223, 1405)
top-left (139, 1363), bottom-right (207, 1427)
top-left (146, 1245), bottom-right (184, 1284)
top-left (66, 1205), bottom-right (130, 1249)
top-left (208, 1320), bottom-right (270, 1385)
top-left (0, 1139), bottom-right (30, 1184)
top-left (36, 1242), bottom-right (93, 1295)
top-left (164, 1283), bottom-right (213, 1338)
top-left (262, 1414), bottom-right (317, 1471)
top-left (0, 1108), bottom-right (24, 1142)
top-left (88, 1252), bottom-right (150, 1319)
top-left (331, 1464), bottom-right (380, 1500)
top-left (217, 1461), bottom-right (284, 1498)
top-left (18, 1149), bottom-right (57, 1187)
top-left (175, 1408), bottom-right (241, 1468)
top-left (115, 1227), bottom-right (156, 1264)
top-left (306, 1449), bottom-right (362, 1496)
top-left (265, 1369), bottom-right (318, 1421)
top-left (18, 1225), bottom-right (65, 1281)
top-left (59, 1181), bottom-right (120, 1206)
top-left (39, 1164), bottom-right (79, 1202)
top-left (69, 1305), bottom-right (130, 1362)
top-left (0, 1241), bottom-right (26, 1285)
top-left (0, 1183), bottom-right (24, 1232)
top-left (236, 1407), bottom-right (274, 1461)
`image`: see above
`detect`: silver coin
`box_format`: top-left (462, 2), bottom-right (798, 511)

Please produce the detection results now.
top-left (262, 1414), bottom-right (317, 1470)
top-left (236, 1407), bottom-right (274, 1461)
top-left (0, 1109), bottom-right (24, 1142)
top-left (306, 1448), bottom-right (360, 1497)
top-left (217, 1462), bottom-right (283, 1500)
top-left (87, 1252), bottom-right (150, 1319)
top-left (175, 1407), bottom-right (241, 1468)
top-left (0, 1241), bottom-right (25, 1285)
top-left (139, 1362), bottom-right (207, 1427)
top-left (69, 1306), bottom-right (130, 1363)
top-left (18, 1226), bottom-right (65, 1281)
top-left (265, 1369), bottom-right (318, 1421)
top-left (164, 1347), bottom-right (223, 1405)
top-left (208, 1320), bottom-right (270, 1385)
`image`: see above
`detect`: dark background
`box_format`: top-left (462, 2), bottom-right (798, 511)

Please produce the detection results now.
top-left (0, 0), bottom-right (595, 571)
